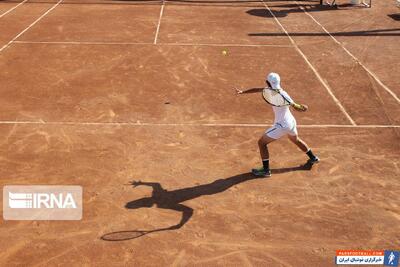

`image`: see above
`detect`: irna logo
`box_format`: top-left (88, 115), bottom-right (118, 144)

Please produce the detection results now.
top-left (9, 192), bottom-right (77, 209)
top-left (3, 185), bottom-right (82, 220)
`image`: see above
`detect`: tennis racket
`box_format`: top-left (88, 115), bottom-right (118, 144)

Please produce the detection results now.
top-left (262, 87), bottom-right (291, 107)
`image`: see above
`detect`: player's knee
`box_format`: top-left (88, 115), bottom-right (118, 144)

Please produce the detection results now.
top-left (290, 135), bottom-right (300, 143)
top-left (258, 138), bottom-right (264, 146)
top-left (258, 137), bottom-right (266, 146)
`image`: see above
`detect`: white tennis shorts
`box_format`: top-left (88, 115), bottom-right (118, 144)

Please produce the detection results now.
top-left (265, 121), bottom-right (298, 139)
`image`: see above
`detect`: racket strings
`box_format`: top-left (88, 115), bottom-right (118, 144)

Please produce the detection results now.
top-left (262, 88), bottom-right (288, 106)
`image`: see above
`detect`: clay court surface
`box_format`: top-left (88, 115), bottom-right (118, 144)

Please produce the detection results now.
top-left (0, 0), bottom-right (399, 265)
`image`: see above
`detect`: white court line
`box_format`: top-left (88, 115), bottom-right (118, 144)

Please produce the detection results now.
top-left (260, 0), bottom-right (357, 126)
top-left (0, 0), bottom-right (63, 53)
top-left (154, 0), bottom-right (165, 44)
top-left (13, 40), bottom-right (294, 48)
top-left (159, 42), bottom-right (293, 48)
top-left (0, 0), bottom-right (28, 18)
top-left (0, 121), bottom-right (398, 128)
top-left (14, 41), bottom-right (154, 45)
top-left (296, 3), bottom-right (400, 104)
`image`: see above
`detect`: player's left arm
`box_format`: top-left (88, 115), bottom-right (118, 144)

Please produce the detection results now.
top-left (236, 88), bottom-right (263, 94)
top-left (129, 181), bottom-right (164, 190)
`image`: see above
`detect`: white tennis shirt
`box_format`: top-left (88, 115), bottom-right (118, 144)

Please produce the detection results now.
top-left (271, 90), bottom-right (296, 125)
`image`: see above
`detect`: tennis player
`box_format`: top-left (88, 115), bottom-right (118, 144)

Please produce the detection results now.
top-left (237, 72), bottom-right (319, 177)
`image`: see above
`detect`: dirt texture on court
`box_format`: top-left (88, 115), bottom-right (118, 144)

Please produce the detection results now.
top-left (0, 0), bottom-right (399, 266)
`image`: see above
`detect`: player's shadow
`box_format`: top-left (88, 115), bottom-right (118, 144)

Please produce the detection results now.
top-left (388, 14), bottom-right (400, 21)
top-left (101, 163), bottom-right (315, 241)
top-left (101, 173), bottom-right (259, 241)
top-left (271, 161), bottom-right (314, 174)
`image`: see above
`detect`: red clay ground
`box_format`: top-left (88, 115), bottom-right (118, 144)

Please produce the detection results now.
top-left (0, 0), bottom-right (399, 266)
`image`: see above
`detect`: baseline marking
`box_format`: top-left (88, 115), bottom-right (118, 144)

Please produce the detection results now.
top-left (0, 0), bottom-right (63, 53)
top-left (154, 0), bottom-right (165, 44)
top-left (0, 121), bottom-right (398, 128)
top-left (260, 0), bottom-right (356, 126)
top-left (14, 41), bottom-right (154, 46)
top-left (13, 40), bottom-right (294, 48)
top-left (0, 0), bottom-right (28, 18)
top-left (296, 3), bottom-right (400, 104)
top-left (160, 42), bottom-right (293, 48)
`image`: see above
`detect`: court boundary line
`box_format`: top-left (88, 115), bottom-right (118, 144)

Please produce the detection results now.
top-left (260, 0), bottom-right (356, 126)
top-left (14, 41), bottom-right (153, 45)
top-left (296, 3), bottom-right (400, 104)
top-left (0, 0), bottom-right (28, 18)
top-left (0, 121), bottom-right (398, 128)
top-left (13, 40), bottom-right (294, 48)
top-left (154, 0), bottom-right (165, 44)
top-left (0, 0), bottom-right (63, 53)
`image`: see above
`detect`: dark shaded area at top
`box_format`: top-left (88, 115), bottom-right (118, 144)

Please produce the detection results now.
top-left (246, 5), bottom-right (400, 36)
top-left (0, 0), bottom-right (320, 7)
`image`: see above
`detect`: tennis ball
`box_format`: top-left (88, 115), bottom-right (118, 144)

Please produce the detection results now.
top-left (222, 50), bottom-right (227, 55)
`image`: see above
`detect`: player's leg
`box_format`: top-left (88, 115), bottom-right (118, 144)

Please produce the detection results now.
top-left (288, 134), bottom-right (319, 163)
top-left (252, 134), bottom-right (275, 177)
top-left (252, 126), bottom-right (282, 177)
top-left (258, 134), bottom-right (275, 160)
top-left (287, 134), bottom-right (308, 152)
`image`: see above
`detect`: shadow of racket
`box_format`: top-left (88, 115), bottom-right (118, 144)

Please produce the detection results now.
top-left (101, 230), bottom-right (155, 241)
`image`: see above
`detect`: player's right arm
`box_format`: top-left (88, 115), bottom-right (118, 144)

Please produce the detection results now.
top-left (280, 90), bottom-right (308, 112)
top-left (291, 103), bottom-right (308, 112)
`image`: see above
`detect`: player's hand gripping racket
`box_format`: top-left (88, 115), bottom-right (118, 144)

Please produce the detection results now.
top-left (262, 87), bottom-right (291, 107)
